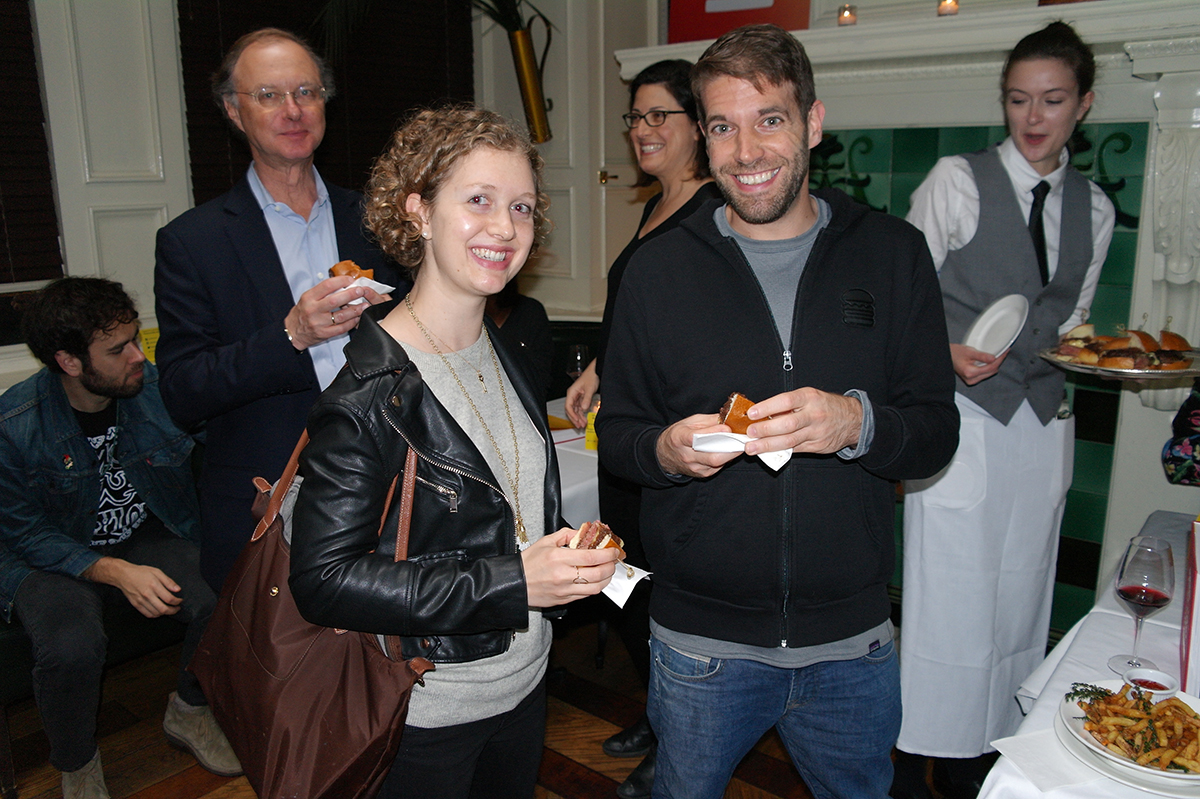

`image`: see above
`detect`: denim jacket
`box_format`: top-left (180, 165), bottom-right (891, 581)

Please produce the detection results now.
top-left (0, 362), bottom-right (200, 620)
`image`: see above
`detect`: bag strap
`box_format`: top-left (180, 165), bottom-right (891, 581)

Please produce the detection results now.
top-left (392, 445), bottom-right (418, 561)
top-left (381, 445), bottom-right (418, 660)
top-left (252, 430), bottom-right (309, 542)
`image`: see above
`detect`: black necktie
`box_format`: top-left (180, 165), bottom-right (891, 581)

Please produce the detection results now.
top-left (1029, 180), bottom-right (1051, 286)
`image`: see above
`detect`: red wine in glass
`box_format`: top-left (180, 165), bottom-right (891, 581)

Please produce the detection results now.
top-left (1108, 536), bottom-right (1174, 674)
top-left (1116, 586), bottom-right (1171, 618)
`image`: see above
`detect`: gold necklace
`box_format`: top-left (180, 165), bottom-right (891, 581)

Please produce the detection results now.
top-left (412, 311), bottom-right (490, 393)
top-left (406, 294), bottom-right (527, 543)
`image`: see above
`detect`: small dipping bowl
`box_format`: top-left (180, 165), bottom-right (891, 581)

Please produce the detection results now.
top-left (1123, 667), bottom-right (1180, 700)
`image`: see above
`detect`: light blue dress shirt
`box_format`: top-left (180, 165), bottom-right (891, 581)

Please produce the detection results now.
top-left (246, 164), bottom-right (346, 389)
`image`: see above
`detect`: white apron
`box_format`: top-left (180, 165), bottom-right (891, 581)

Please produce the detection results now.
top-left (897, 393), bottom-right (1073, 757)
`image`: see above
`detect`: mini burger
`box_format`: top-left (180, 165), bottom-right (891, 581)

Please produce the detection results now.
top-left (330, 259), bottom-right (373, 281)
top-left (718, 392), bottom-right (755, 435)
top-left (568, 520), bottom-right (624, 552)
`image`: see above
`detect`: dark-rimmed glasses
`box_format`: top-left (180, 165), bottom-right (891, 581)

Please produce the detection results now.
top-left (235, 85), bottom-right (327, 109)
top-left (622, 110), bottom-right (688, 129)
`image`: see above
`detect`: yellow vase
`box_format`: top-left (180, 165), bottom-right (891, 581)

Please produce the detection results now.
top-left (508, 26), bottom-right (552, 144)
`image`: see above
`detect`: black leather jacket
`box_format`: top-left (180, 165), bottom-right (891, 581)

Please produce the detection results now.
top-left (290, 303), bottom-right (566, 664)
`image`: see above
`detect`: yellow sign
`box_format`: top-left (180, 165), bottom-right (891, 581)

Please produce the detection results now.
top-left (139, 327), bottom-right (159, 363)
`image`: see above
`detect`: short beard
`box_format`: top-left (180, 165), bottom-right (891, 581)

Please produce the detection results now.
top-left (79, 366), bottom-right (143, 400)
top-left (718, 157), bottom-right (808, 225)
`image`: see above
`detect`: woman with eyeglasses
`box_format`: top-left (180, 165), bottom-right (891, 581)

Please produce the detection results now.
top-left (563, 58), bottom-right (718, 799)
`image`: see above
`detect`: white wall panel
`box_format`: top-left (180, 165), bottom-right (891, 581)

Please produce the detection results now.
top-left (71, 0), bottom-right (163, 181)
top-left (89, 205), bottom-right (168, 311)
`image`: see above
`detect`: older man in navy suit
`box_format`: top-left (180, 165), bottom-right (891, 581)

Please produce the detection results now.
top-left (154, 28), bottom-right (405, 591)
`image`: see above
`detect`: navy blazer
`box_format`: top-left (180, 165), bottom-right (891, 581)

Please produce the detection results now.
top-left (153, 173), bottom-right (407, 588)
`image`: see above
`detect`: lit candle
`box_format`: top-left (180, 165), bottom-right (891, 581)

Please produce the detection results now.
top-left (837, 4), bottom-right (857, 25)
top-left (937, 0), bottom-right (959, 16)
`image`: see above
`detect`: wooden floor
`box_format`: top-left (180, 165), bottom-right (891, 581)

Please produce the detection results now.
top-left (8, 602), bottom-right (816, 799)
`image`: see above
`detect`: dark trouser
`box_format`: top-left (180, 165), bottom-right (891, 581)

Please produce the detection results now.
top-left (12, 527), bottom-right (216, 772)
top-left (598, 462), bottom-right (651, 687)
top-left (379, 677), bottom-right (547, 799)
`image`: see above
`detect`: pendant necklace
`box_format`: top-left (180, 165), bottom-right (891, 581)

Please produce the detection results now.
top-left (406, 294), bottom-right (527, 543)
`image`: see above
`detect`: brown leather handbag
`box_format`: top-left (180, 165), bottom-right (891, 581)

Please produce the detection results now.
top-left (190, 431), bottom-right (433, 799)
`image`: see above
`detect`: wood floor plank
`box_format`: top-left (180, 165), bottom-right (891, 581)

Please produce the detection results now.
top-left (194, 778), bottom-right (259, 799)
top-left (126, 764), bottom-right (231, 799)
top-left (546, 668), bottom-right (646, 732)
top-left (537, 747), bottom-right (621, 799)
top-left (544, 696), bottom-right (636, 784)
top-left (731, 749), bottom-right (811, 799)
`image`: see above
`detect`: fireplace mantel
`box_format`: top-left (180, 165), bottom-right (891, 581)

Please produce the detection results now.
top-left (616, 1), bottom-right (1200, 86)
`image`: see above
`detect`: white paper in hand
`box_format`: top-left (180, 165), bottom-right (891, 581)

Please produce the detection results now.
top-left (346, 276), bottom-right (396, 305)
top-left (692, 432), bottom-right (792, 471)
top-left (603, 561), bottom-right (651, 607)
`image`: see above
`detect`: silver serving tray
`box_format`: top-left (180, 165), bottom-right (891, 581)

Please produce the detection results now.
top-left (1039, 348), bottom-right (1200, 379)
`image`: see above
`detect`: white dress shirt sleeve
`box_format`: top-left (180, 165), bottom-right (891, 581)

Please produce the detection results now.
top-left (905, 154), bottom-right (979, 272)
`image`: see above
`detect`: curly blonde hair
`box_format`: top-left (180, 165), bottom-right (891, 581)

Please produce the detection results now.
top-left (364, 105), bottom-right (550, 276)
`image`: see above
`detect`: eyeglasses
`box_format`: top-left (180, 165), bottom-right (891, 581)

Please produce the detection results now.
top-left (235, 85), bottom-right (327, 109)
top-left (622, 110), bottom-right (688, 129)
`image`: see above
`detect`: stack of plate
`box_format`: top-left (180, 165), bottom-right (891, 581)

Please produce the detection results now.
top-left (1056, 680), bottom-right (1200, 796)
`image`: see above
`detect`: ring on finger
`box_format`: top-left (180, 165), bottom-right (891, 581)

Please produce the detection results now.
top-left (572, 565), bottom-right (588, 585)
top-left (331, 311), bottom-right (337, 326)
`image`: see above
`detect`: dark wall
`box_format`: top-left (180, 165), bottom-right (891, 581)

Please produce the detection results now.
top-left (175, 0), bottom-right (474, 205)
top-left (0, 0), bottom-right (62, 289)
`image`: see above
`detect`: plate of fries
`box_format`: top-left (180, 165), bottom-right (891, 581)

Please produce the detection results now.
top-left (1058, 680), bottom-right (1200, 793)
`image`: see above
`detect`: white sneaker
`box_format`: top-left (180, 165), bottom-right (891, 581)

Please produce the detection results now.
top-left (162, 692), bottom-right (243, 777)
top-left (62, 748), bottom-right (110, 799)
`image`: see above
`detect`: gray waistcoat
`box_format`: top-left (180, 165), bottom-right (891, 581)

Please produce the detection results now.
top-left (939, 146), bottom-right (1093, 425)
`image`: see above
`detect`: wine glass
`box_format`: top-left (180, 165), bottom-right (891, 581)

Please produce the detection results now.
top-left (566, 344), bottom-right (588, 381)
top-left (1108, 535), bottom-right (1174, 674)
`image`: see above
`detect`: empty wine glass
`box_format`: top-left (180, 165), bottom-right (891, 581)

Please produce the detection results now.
top-left (566, 344), bottom-right (588, 381)
top-left (1108, 535), bottom-right (1174, 674)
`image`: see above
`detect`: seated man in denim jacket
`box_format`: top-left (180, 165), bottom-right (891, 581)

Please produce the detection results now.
top-left (0, 278), bottom-right (240, 799)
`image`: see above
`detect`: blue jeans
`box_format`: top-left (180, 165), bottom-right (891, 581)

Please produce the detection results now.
top-left (647, 634), bottom-right (901, 799)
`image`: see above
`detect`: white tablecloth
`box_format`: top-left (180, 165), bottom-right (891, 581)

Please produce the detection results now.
top-left (978, 510), bottom-right (1195, 798)
top-left (546, 397), bottom-right (599, 528)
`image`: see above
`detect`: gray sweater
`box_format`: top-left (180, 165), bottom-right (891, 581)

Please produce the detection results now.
top-left (403, 332), bottom-right (551, 728)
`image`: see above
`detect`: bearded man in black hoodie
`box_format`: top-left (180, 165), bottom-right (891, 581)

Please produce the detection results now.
top-left (596, 23), bottom-right (959, 799)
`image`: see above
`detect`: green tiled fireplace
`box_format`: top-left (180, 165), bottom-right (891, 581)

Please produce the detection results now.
top-left (816, 122), bottom-right (1150, 638)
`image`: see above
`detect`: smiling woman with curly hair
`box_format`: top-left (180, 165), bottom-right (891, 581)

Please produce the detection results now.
top-left (364, 105), bottom-right (552, 274)
top-left (290, 104), bottom-right (615, 799)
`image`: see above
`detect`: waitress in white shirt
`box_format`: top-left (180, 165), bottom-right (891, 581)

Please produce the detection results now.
top-left (895, 21), bottom-right (1115, 799)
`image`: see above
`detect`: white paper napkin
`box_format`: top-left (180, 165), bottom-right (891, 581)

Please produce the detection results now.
top-left (603, 561), bottom-right (651, 608)
top-left (692, 432), bottom-right (792, 471)
top-left (346, 276), bottom-right (396, 305)
top-left (991, 729), bottom-right (1103, 792)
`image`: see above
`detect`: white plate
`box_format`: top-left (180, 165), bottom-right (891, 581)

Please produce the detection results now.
top-left (963, 294), bottom-right (1029, 356)
top-left (1058, 680), bottom-right (1200, 784)
top-left (1055, 713), bottom-right (1200, 797)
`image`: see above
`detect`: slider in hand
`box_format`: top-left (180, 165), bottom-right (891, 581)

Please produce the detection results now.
top-left (329, 259), bottom-right (373, 281)
top-left (568, 520), bottom-right (633, 578)
top-left (718, 392), bottom-right (755, 435)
